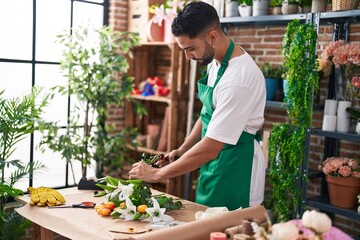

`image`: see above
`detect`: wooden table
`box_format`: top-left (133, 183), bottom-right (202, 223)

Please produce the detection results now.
top-left (16, 187), bottom-right (207, 240)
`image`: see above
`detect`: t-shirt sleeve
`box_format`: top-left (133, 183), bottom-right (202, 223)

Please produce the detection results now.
top-left (205, 85), bottom-right (255, 145)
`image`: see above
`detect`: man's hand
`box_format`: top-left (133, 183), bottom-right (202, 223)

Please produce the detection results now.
top-left (129, 161), bottom-right (160, 183)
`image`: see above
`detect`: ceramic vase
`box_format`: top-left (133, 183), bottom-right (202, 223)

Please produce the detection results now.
top-left (326, 175), bottom-right (360, 208)
top-left (253, 0), bottom-right (270, 16)
top-left (238, 5), bottom-right (252, 17)
top-left (225, 0), bottom-right (240, 17)
top-left (311, 0), bottom-right (328, 12)
top-left (281, 1), bottom-right (298, 14)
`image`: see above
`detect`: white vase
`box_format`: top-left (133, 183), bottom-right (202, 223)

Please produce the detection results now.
top-left (322, 115), bottom-right (337, 132)
top-left (238, 5), bottom-right (252, 17)
top-left (356, 121), bottom-right (360, 134)
top-left (253, 0), bottom-right (270, 16)
top-left (214, 0), bottom-right (225, 17)
top-left (336, 117), bottom-right (350, 133)
top-left (225, 1), bottom-right (240, 17)
top-left (337, 100), bottom-right (351, 118)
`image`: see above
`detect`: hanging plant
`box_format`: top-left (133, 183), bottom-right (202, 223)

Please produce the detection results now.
top-left (268, 19), bottom-right (319, 221)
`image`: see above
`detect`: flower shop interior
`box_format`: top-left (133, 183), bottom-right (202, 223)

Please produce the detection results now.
top-left (1, 0), bottom-right (360, 240)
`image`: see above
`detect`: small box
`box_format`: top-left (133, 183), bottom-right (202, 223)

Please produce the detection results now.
top-left (128, 0), bottom-right (165, 42)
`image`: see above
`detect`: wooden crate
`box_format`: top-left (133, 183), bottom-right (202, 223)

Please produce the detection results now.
top-left (128, 0), bottom-right (166, 43)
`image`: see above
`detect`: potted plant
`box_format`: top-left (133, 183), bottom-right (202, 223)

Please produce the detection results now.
top-left (300, 0), bottom-right (312, 12)
top-left (281, 0), bottom-right (300, 14)
top-left (260, 62), bottom-right (283, 101)
top-left (320, 157), bottom-right (360, 208)
top-left (0, 87), bottom-right (50, 239)
top-left (268, 19), bottom-right (318, 221)
top-left (38, 24), bottom-right (144, 183)
top-left (270, 0), bottom-right (283, 14)
top-left (237, 0), bottom-right (253, 16)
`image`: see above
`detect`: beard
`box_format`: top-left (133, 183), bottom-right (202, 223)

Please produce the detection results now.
top-left (193, 41), bottom-right (214, 66)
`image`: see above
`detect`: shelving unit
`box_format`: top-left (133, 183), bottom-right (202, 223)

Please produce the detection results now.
top-left (220, 9), bottom-right (360, 228)
top-left (302, 128), bottom-right (360, 221)
top-left (124, 42), bottom-right (189, 197)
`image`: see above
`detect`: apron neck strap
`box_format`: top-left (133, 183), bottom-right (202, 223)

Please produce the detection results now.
top-left (214, 41), bottom-right (235, 88)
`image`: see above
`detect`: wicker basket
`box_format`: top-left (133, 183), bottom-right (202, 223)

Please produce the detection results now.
top-left (332, 0), bottom-right (360, 11)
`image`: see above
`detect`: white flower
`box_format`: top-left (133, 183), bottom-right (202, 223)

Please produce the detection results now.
top-left (118, 183), bottom-right (134, 201)
top-left (114, 197), bottom-right (137, 221)
top-left (302, 210), bottom-right (332, 233)
top-left (145, 197), bottom-right (173, 223)
top-left (271, 222), bottom-right (299, 240)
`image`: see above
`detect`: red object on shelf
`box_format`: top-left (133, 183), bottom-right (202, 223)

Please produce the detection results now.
top-left (158, 86), bottom-right (170, 96)
top-left (131, 87), bottom-right (142, 95)
top-left (147, 76), bottom-right (163, 86)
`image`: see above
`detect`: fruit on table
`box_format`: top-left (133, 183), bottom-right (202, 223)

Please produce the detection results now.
top-left (27, 186), bottom-right (66, 207)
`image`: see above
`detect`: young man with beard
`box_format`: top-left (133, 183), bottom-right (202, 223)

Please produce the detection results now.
top-left (129, 1), bottom-right (266, 210)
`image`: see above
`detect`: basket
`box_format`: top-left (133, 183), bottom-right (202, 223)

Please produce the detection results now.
top-left (332, 0), bottom-right (360, 11)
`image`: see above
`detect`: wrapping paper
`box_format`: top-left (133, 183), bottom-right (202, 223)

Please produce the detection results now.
top-left (16, 187), bottom-right (207, 240)
top-left (131, 205), bottom-right (267, 240)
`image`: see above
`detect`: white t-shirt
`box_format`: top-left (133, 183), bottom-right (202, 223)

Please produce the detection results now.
top-left (205, 49), bottom-right (266, 206)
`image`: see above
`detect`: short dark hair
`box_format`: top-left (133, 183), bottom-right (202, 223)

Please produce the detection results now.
top-left (171, 1), bottom-right (220, 39)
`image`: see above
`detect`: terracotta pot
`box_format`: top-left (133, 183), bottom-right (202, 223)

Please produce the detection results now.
top-left (272, 6), bottom-right (282, 15)
top-left (164, 18), bottom-right (176, 43)
top-left (326, 175), bottom-right (360, 208)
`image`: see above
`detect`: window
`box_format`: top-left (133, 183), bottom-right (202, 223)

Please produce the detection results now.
top-left (0, 0), bottom-right (109, 191)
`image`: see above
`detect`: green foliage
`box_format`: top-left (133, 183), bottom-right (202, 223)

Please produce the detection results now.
top-left (0, 210), bottom-right (32, 240)
top-left (270, 0), bottom-right (283, 7)
top-left (0, 87), bottom-right (49, 238)
top-left (260, 62), bottom-right (284, 80)
top-left (268, 19), bottom-right (318, 222)
top-left (300, 0), bottom-right (312, 7)
top-left (95, 176), bottom-right (183, 213)
top-left (237, 0), bottom-right (253, 6)
top-left (38, 24), bottom-right (144, 179)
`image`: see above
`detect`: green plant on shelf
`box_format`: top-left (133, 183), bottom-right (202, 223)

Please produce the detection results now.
top-left (260, 62), bottom-right (284, 80)
top-left (270, 0), bottom-right (283, 7)
top-left (237, 0), bottom-right (253, 6)
top-left (268, 19), bottom-right (319, 222)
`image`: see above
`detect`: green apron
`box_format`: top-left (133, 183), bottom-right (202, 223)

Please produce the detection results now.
top-left (195, 41), bottom-right (257, 210)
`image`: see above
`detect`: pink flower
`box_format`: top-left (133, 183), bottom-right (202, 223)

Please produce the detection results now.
top-left (150, 0), bottom-right (189, 26)
top-left (321, 157), bottom-right (360, 178)
top-left (338, 166), bottom-right (351, 177)
top-left (351, 77), bottom-right (360, 88)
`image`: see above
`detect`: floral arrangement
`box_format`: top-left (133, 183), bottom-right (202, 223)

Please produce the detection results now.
top-left (94, 176), bottom-right (182, 222)
top-left (245, 210), bottom-right (334, 240)
top-left (320, 156), bottom-right (360, 178)
top-left (319, 40), bottom-right (360, 101)
top-left (149, 0), bottom-right (190, 27)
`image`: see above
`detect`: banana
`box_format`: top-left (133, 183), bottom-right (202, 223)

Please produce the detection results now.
top-left (28, 186), bottom-right (66, 207)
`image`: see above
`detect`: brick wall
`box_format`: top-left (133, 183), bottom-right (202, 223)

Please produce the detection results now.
top-left (109, 0), bottom-right (360, 236)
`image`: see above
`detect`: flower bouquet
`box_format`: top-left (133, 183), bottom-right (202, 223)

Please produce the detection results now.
top-left (94, 176), bottom-right (182, 222)
top-left (320, 40), bottom-right (360, 101)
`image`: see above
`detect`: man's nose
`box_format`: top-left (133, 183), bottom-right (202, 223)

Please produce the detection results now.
top-left (184, 51), bottom-right (193, 60)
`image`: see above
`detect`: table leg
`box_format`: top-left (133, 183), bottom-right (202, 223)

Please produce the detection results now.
top-left (31, 224), bottom-right (54, 240)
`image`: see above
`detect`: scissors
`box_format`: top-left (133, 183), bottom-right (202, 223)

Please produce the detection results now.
top-left (48, 201), bottom-right (96, 209)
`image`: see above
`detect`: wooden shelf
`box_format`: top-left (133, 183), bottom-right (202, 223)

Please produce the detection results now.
top-left (130, 94), bottom-right (172, 104)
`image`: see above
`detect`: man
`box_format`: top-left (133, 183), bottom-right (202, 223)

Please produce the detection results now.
top-left (129, 1), bottom-right (266, 210)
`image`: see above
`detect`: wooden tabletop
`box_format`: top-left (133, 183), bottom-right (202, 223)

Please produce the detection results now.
top-left (16, 187), bottom-right (207, 240)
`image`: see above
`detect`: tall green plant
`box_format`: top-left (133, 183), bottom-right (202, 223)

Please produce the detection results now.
top-left (0, 87), bottom-right (50, 239)
top-left (268, 19), bottom-right (318, 221)
top-left (39, 25), bottom-right (144, 180)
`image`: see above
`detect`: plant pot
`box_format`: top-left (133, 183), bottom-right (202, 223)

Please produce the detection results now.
top-left (253, 0), bottom-right (270, 16)
top-left (265, 78), bottom-right (279, 101)
top-left (146, 18), bottom-right (164, 42)
top-left (238, 5), bottom-right (252, 17)
top-left (272, 6), bottom-right (282, 15)
top-left (164, 18), bottom-right (176, 43)
top-left (326, 175), bottom-right (360, 208)
top-left (281, 2), bottom-right (298, 14)
top-left (311, 0), bottom-right (328, 12)
top-left (300, 5), bottom-right (311, 13)
top-left (225, 1), bottom-right (240, 17)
